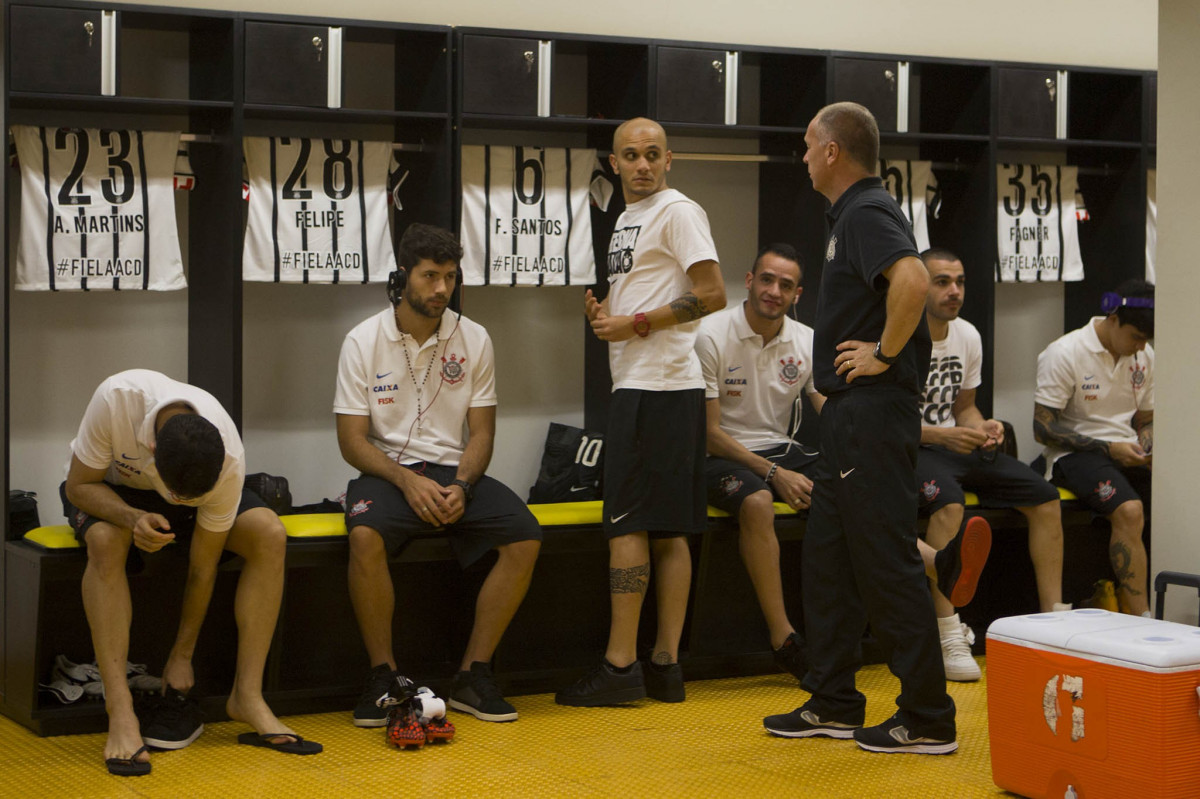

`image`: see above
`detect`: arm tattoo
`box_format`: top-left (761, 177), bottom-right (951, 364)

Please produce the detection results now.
top-left (1033, 403), bottom-right (1110, 456)
top-left (609, 563), bottom-right (650, 595)
top-left (669, 292), bottom-right (710, 324)
top-left (1110, 542), bottom-right (1143, 597)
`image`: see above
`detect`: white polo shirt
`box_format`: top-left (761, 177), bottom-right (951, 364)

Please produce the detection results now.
top-left (1035, 316), bottom-right (1154, 474)
top-left (68, 369), bottom-right (245, 532)
top-left (696, 303), bottom-right (816, 451)
top-left (334, 307), bottom-right (497, 466)
top-left (921, 317), bottom-right (983, 428)
top-left (604, 188), bottom-right (719, 392)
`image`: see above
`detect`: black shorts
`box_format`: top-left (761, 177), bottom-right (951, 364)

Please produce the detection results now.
top-left (705, 442), bottom-right (821, 514)
top-left (915, 446), bottom-right (1059, 513)
top-left (1035, 451), bottom-right (1151, 516)
top-left (344, 466), bottom-right (542, 567)
top-left (603, 388), bottom-right (706, 540)
top-left (61, 481), bottom-right (268, 544)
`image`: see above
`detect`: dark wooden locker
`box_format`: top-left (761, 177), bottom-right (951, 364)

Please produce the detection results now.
top-left (998, 67), bottom-right (1058, 138)
top-left (461, 34), bottom-right (540, 116)
top-left (655, 46), bottom-right (726, 125)
top-left (244, 20), bottom-right (328, 107)
top-left (9, 5), bottom-right (105, 95)
top-left (832, 57), bottom-right (899, 132)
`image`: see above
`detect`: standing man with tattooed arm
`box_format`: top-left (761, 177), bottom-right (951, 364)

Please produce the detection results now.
top-left (1033, 280), bottom-right (1155, 615)
top-left (557, 117), bottom-right (726, 706)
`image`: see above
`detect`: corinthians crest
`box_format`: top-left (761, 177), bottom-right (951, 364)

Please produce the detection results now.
top-left (1130, 362), bottom-right (1146, 391)
top-left (779, 356), bottom-right (801, 386)
top-left (441, 353), bottom-right (467, 384)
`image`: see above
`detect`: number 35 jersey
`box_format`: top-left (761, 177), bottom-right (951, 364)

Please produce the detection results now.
top-left (996, 163), bottom-right (1085, 282)
top-left (242, 137), bottom-right (397, 283)
top-left (11, 125), bottom-right (186, 291)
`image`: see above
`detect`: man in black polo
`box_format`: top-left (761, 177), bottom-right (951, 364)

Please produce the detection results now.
top-left (763, 102), bottom-right (956, 754)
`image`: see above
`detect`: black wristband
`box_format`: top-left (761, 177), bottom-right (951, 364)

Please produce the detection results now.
top-left (452, 479), bottom-right (474, 503)
top-left (873, 341), bottom-right (899, 365)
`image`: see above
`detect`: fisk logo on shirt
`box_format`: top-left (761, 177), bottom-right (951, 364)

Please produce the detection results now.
top-left (607, 225), bottom-right (641, 276)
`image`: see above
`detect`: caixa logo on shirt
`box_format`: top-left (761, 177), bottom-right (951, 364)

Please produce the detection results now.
top-left (607, 226), bottom-right (641, 276)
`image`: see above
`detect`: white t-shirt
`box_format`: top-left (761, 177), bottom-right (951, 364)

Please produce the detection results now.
top-left (696, 304), bottom-right (816, 451)
top-left (996, 163), bottom-right (1085, 282)
top-left (333, 308), bottom-right (497, 466)
top-left (1035, 317), bottom-right (1155, 474)
top-left (604, 188), bottom-right (719, 391)
top-left (242, 136), bottom-right (398, 283)
top-left (12, 125), bottom-right (187, 291)
top-left (920, 317), bottom-right (983, 428)
top-left (460, 145), bottom-right (610, 286)
top-left (68, 369), bottom-right (245, 532)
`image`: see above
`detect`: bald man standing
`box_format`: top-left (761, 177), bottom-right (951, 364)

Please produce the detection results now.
top-left (557, 118), bottom-right (726, 707)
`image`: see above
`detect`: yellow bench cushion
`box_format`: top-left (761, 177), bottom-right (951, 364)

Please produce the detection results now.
top-left (23, 525), bottom-right (80, 549)
top-left (280, 513), bottom-right (347, 538)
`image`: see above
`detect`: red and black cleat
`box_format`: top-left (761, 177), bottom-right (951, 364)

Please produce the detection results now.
top-left (386, 704), bottom-right (426, 749)
top-left (423, 715), bottom-right (455, 744)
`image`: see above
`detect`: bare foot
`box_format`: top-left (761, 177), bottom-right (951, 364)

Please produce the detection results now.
top-left (227, 689), bottom-right (298, 745)
top-left (105, 707), bottom-right (150, 766)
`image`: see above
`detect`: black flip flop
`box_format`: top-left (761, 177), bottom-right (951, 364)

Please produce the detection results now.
top-left (236, 732), bottom-right (323, 755)
top-left (106, 745), bottom-right (151, 776)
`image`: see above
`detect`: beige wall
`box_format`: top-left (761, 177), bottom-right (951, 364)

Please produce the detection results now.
top-left (1152, 0), bottom-right (1199, 623)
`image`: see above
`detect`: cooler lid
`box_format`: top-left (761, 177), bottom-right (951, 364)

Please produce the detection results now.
top-left (988, 610), bottom-right (1200, 669)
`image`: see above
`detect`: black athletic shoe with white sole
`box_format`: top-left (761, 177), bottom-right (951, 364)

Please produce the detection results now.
top-left (138, 688), bottom-right (204, 750)
top-left (853, 714), bottom-right (957, 754)
top-left (353, 663), bottom-right (402, 728)
top-left (763, 706), bottom-right (861, 739)
top-left (449, 661), bottom-right (518, 722)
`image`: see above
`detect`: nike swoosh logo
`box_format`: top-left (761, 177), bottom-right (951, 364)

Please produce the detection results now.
top-left (376, 372), bottom-right (393, 379)
top-left (1083, 374), bottom-right (1095, 380)
top-left (610, 512), bottom-right (630, 524)
top-left (728, 366), bottom-right (742, 372)
top-left (120, 453), bottom-right (140, 460)
top-left (569, 486), bottom-right (591, 493)
top-left (840, 468), bottom-right (855, 479)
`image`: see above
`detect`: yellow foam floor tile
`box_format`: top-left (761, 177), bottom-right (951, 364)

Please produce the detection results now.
top-left (0, 661), bottom-right (1004, 798)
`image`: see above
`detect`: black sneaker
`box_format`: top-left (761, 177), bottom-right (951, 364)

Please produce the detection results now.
top-left (763, 706), bottom-right (860, 739)
top-left (772, 632), bottom-right (808, 683)
top-left (353, 663), bottom-right (401, 728)
top-left (555, 660), bottom-right (646, 707)
top-left (853, 714), bottom-right (957, 754)
top-left (448, 662), bottom-right (517, 722)
top-left (643, 661), bottom-right (685, 703)
top-left (934, 516), bottom-right (992, 607)
top-left (138, 687), bottom-right (204, 750)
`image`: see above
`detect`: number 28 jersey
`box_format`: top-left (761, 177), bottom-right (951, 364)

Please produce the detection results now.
top-left (12, 125), bottom-right (186, 291)
top-left (242, 137), bottom-right (397, 283)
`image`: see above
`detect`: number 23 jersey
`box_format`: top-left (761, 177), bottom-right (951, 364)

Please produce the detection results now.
top-left (11, 125), bottom-right (186, 291)
top-left (242, 136), bottom-right (397, 283)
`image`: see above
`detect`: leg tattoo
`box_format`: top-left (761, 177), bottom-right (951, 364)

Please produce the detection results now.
top-left (1110, 542), bottom-right (1143, 597)
top-left (651, 650), bottom-right (673, 665)
top-left (610, 563), bottom-right (650, 595)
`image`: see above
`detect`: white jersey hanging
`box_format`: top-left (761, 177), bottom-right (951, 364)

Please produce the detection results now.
top-left (242, 136), bottom-right (397, 283)
top-left (460, 145), bottom-right (608, 286)
top-left (1145, 169), bottom-right (1156, 283)
top-left (11, 125), bottom-right (186, 291)
top-left (879, 159), bottom-right (940, 252)
top-left (996, 163), bottom-right (1085, 282)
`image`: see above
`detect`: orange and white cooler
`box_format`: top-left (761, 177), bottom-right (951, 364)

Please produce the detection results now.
top-left (987, 608), bottom-right (1200, 799)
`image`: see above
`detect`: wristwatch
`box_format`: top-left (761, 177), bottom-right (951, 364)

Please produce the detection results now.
top-left (452, 479), bottom-right (474, 503)
top-left (633, 312), bottom-right (651, 338)
top-left (873, 341), bottom-right (899, 366)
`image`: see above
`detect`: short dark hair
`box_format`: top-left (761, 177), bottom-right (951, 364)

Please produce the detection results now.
top-left (754, 243), bottom-right (803, 278)
top-left (920, 247), bottom-right (960, 266)
top-left (1111, 278), bottom-right (1155, 337)
top-left (155, 414), bottom-right (224, 499)
top-left (816, 102), bottom-right (879, 173)
top-left (397, 223), bottom-right (463, 269)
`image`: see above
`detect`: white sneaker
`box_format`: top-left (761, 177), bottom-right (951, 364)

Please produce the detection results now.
top-left (938, 614), bottom-right (981, 682)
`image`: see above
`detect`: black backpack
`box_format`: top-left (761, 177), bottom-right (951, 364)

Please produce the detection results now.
top-left (527, 423), bottom-right (604, 503)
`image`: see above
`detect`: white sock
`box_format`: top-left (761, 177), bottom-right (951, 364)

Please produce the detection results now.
top-left (1142, 611), bottom-right (1153, 618)
top-left (937, 613), bottom-right (961, 633)
top-left (1051, 602), bottom-right (1073, 612)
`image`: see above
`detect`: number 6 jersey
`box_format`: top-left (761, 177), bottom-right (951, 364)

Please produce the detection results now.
top-left (11, 125), bottom-right (186, 291)
top-left (996, 163), bottom-right (1085, 282)
top-left (242, 136), bottom-right (397, 283)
